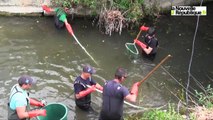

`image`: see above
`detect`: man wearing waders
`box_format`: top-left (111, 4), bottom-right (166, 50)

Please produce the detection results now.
top-left (99, 67), bottom-right (140, 120)
top-left (8, 75), bottom-right (46, 120)
top-left (42, 4), bottom-right (74, 35)
top-left (134, 26), bottom-right (159, 60)
top-left (74, 64), bottom-right (103, 111)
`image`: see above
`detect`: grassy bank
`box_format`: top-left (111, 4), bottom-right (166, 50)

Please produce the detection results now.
top-left (124, 84), bottom-right (213, 120)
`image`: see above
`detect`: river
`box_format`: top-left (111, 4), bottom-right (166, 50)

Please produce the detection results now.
top-left (0, 2), bottom-right (213, 120)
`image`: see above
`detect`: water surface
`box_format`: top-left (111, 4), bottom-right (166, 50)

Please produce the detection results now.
top-left (0, 3), bottom-right (213, 119)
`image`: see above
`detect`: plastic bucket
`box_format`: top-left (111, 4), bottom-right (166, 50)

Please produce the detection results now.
top-left (37, 103), bottom-right (68, 120)
top-left (125, 43), bottom-right (139, 59)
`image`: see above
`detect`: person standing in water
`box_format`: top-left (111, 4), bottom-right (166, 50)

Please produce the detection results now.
top-left (99, 67), bottom-right (140, 120)
top-left (74, 64), bottom-right (103, 111)
top-left (8, 75), bottom-right (46, 120)
top-left (134, 26), bottom-right (159, 60)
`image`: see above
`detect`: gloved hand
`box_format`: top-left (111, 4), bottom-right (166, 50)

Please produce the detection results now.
top-left (98, 86), bottom-right (103, 91)
top-left (130, 82), bottom-right (140, 96)
top-left (28, 109), bottom-right (46, 118)
top-left (40, 99), bottom-right (47, 106)
top-left (65, 23), bottom-right (74, 35)
top-left (134, 39), bottom-right (147, 49)
top-left (42, 5), bottom-right (52, 13)
top-left (140, 26), bottom-right (149, 31)
top-left (29, 98), bottom-right (46, 107)
top-left (79, 85), bottom-right (96, 98)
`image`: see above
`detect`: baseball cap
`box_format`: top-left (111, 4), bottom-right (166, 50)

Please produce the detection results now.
top-left (115, 67), bottom-right (127, 78)
top-left (18, 75), bottom-right (37, 85)
top-left (83, 65), bottom-right (96, 74)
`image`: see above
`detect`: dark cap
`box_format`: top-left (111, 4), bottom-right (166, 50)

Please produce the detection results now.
top-left (147, 27), bottom-right (156, 36)
top-left (83, 64), bottom-right (96, 74)
top-left (115, 67), bottom-right (127, 78)
top-left (18, 75), bottom-right (37, 85)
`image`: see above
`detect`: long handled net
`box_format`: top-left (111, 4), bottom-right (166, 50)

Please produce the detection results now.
top-left (125, 30), bottom-right (142, 59)
top-left (125, 42), bottom-right (139, 56)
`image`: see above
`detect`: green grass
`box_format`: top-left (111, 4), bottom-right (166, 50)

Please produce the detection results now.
top-left (195, 84), bottom-right (213, 108)
top-left (125, 104), bottom-right (185, 120)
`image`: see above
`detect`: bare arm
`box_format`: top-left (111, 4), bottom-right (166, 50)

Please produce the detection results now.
top-left (16, 106), bottom-right (29, 119)
top-left (125, 82), bottom-right (140, 103)
top-left (125, 93), bottom-right (137, 103)
top-left (143, 46), bottom-right (153, 55)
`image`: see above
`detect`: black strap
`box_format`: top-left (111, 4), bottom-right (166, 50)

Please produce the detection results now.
top-left (74, 77), bottom-right (93, 89)
top-left (8, 86), bottom-right (22, 106)
top-left (9, 86), bottom-right (22, 101)
top-left (9, 86), bottom-right (29, 105)
top-left (74, 80), bottom-right (87, 88)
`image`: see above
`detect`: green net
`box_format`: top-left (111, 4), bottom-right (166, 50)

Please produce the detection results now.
top-left (125, 43), bottom-right (139, 55)
top-left (125, 42), bottom-right (139, 59)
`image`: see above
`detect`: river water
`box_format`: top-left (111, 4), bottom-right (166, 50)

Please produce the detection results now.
top-left (0, 2), bottom-right (213, 120)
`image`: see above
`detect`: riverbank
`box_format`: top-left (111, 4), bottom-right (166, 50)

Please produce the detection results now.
top-left (0, 0), bottom-right (211, 16)
top-left (0, 6), bottom-right (42, 16)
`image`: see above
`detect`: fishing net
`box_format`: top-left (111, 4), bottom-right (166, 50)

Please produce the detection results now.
top-left (125, 42), bottom-right (139, 59)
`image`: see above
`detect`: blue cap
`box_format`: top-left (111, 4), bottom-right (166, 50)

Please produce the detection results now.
top-left (83, 65), bottom-right (96, 74)
top-left (18, 75), bottom-right (37, 85)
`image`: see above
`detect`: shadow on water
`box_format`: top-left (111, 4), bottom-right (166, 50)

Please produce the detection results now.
top-left (0, 2), bottom-right (213, 119)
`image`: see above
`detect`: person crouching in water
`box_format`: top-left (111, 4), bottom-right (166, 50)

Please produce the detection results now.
top-left (54, 7), bottom-right (70, 29)
top-left (134, 26), bottom-right (159, 61)
top-left (42, 4), bottom-right (73, 34)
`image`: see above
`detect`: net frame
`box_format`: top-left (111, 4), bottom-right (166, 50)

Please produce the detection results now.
top-left (125, 42), bottom-right (139, 55)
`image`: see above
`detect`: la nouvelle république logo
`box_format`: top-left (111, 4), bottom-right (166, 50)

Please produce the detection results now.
top-left (171, 6), bottom-right (207, 16)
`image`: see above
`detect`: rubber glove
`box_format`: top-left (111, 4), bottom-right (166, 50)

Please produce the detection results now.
top-left (95, 84), bottom-right (103, 91)
top-left (130, 82), bottom-right (140, 96)
top-left (98, 86), bottom-right (103, 91)
top-left (65, 23), bottom-right (74, 35)
top-left (140, 26), bottom-right (149, 31)
top-left (28, 109), bottom-right (46, 118)
top-left (134, 39), bottom-right (147, 49)
top-left (78, 85), bottom-right (96, 98)
top-left (42, 5), bottom-right (52, 13)
top-left (29, 98), bottom-right (45, 107)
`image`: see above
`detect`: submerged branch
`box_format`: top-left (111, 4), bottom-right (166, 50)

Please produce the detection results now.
top-left (97, 8), bottom-right (127, 36)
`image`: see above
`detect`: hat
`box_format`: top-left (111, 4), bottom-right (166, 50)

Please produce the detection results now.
top-left (115, 67), bottom-right (127, 78)
top-left (83, 65), bottom-right (96, 74)
top-left (18, 75), bottom-right (37, 85)
top-left (147, 27), bottom-right (156, 36)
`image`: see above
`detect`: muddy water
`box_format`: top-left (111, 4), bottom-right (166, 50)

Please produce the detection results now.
top-left (0, 2), bottom-right (213, 119)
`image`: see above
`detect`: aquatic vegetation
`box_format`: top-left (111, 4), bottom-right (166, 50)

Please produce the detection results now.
top-left (195, 84), bottom-right (213, 108)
